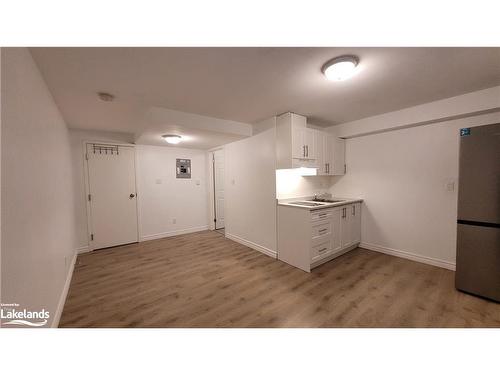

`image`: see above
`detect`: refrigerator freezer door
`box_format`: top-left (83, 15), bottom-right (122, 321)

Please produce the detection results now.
top-left (456, 223), bottom-right (500, 302)
top-left (457, 123), bottom-right (500, 224)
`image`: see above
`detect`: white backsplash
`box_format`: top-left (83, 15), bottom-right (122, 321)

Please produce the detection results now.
top-left (275, 169), bottom-right (334, 199)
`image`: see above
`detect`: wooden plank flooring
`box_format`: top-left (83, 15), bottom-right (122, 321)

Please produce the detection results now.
top-left (60, 230), bottom-right (500, 327)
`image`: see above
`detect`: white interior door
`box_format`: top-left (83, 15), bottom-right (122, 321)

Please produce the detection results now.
top-left (213, 149), bottom-right (225, 229)
top-left (86, 144), bottom-right (138, 250)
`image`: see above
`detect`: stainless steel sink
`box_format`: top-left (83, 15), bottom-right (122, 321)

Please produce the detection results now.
top-left (310, 198), bottom-right (346, 203)
top-left (289, 201), bottom-right (327, 207)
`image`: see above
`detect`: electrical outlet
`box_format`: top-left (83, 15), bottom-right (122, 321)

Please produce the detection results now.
top-left (155, 179), bottom-right (162, 184)
top-left (172, 218), bottom-right (177, 224)
top-left (445, 179), bottom-right (456, 192)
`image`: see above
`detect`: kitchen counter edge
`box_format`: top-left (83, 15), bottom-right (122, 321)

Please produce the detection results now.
top-left (277, 198), bottom-right (363, 211)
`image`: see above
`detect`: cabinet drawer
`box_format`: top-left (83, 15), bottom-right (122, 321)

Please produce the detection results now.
top-left (311, 239), bottom-right (332, 261)
top-left (311, 220), bottom-right (331, 239)
top-left (311, 209), bottom-right (333, 222)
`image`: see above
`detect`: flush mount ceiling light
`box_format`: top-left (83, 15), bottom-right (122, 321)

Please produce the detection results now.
top-left (322, 55), bottom-right (359, 81)
top-left (162, 134), bottom-right (182, 144)
top-left (97, 92), bottom-right (115, 102)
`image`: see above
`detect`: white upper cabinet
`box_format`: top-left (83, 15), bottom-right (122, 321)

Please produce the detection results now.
top-left (276, 112), bottom-right (345, 173)
top-left (277, 112), bottom-right (317, 169)
top-left (332, 136), bottom-right (346, 175)
top-left (314, 130), bottom-right (346, 176)
top-left (315, 131), bottom-right (326, 174)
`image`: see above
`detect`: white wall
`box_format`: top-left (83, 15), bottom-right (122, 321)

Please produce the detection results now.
top-left (330, 111), bottom-right (500, 268)
top-left (136, 145), bottom-right (209, 240)
top-left (252, 116), bottom-right (276, 135)
top-left (1, 48), bottom-right (77, 326)
top-left (225, 127), bottom-right (277, 256)
top-left (69, 129), bottom-right (135, 250)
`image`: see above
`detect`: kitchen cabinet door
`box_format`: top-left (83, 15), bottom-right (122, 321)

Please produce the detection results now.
top-left (350, 203), bottom-right (361, 244)
top-left (315, 131), bottom-right (326, 175)
top-left (331, 207), bottom-right (343, 252)
top-left (332, 137), bottom-right (346, 175)
top-left (292, 125), bottom-right (306, 159)
top-left (340, 205), bottom-right (352, 248)
top-left (324, 134), bottom-right (334, 175)
top-left (303, 128), bottom-right (316, 159)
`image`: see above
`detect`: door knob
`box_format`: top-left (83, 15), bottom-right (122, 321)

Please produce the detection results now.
top-left (129, 193), bottom-right (136, 198)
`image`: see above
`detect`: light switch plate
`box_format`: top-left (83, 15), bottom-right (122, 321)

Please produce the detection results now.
top-left (445, 179), bottom-right (456, 192)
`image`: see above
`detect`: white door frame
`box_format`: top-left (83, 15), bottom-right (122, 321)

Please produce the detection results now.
top-left (207, 146), bottom-right (224, 231)
top-left (82, 140), bottom-right (140, 251)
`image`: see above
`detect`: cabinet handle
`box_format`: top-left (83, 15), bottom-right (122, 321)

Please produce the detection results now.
top-left (352, 205), bottom-right (355, 215)
top-left (325, 163), bottom-right (327, 173)
top-left (327, 163), bottom-right (330, 174)
top-left (319, 228), bottom-right (328, 233)
top-left (319, 247), bottom-right (328, 253)
top-left (306, 145), bottom-right (309, 157)
top-left (343, 207), bottom-right (346, 218)
top-left (303, 145), bottom-right (305, 157)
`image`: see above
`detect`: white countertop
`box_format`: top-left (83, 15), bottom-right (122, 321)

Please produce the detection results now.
top-left (277, 196), bottom-right (363, 210)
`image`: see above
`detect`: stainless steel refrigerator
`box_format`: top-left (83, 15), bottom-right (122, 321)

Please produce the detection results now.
top-left (456, 123), bottom-right (500, 302)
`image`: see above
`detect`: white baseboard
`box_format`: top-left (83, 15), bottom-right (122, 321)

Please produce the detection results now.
top-left (140, 225), bottom-right (209, 242)
top-left (225, 233), bottom-right (277, 259)
top-left (360, 242), bottom-right (456, 271)
top-left (76, 245), bottom-right (90, 254)
top-left (52, 250), bottom-right (77, 328)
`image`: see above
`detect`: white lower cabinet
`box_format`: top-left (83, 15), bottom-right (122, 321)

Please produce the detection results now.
top-left (340, 203), bottom-right (361, 248)
top-left (277, 202), bottom-right (362, 272)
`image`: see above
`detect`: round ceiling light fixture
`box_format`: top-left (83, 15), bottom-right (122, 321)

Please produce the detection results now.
top-left (162, 134), bottom-right (182, 144)
top-left (322, 55), bottom-right (359, 81)
top-left (98, 92), bottom-right (115, 102)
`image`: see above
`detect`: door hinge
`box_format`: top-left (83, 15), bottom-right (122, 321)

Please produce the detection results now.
top-left (88, 194), bottom-right (92, 201)
top-left (214, 218), bottom-right (217, 223)
top-left (90, 233), bottom-right (94, 241)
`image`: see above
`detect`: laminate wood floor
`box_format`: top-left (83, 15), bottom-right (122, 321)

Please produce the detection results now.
top-left (60, 230), bottom-right (500, 328)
